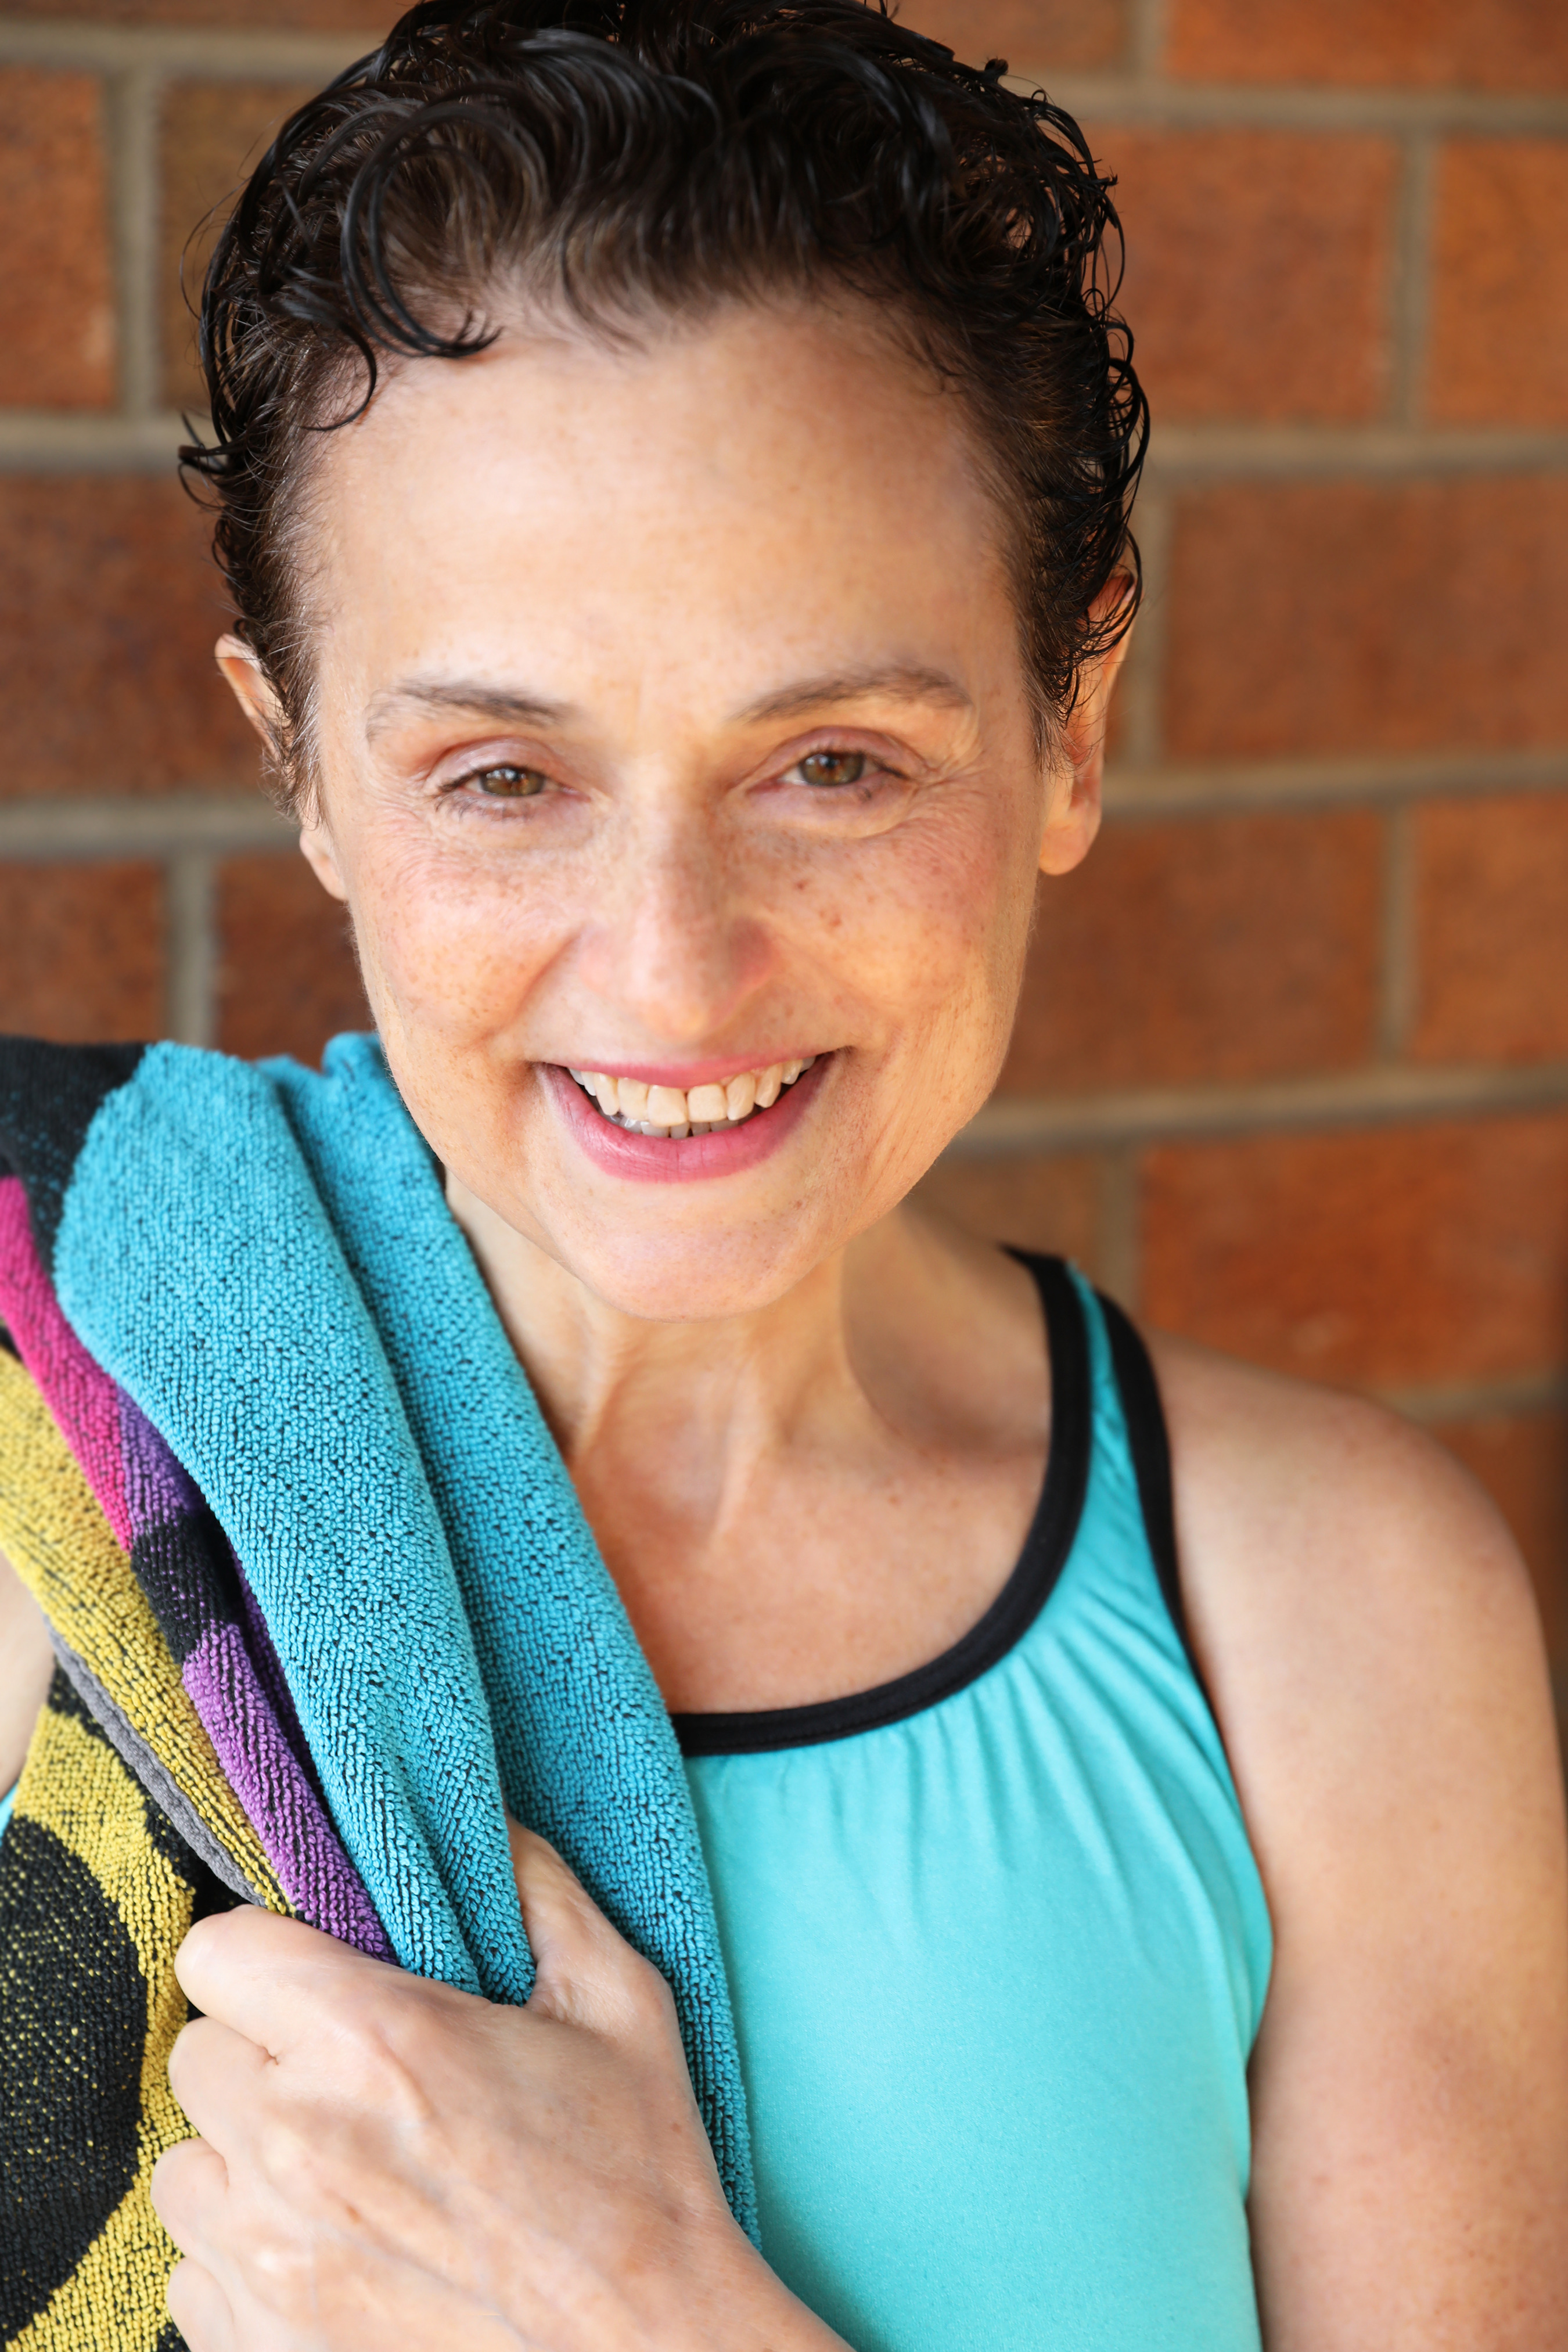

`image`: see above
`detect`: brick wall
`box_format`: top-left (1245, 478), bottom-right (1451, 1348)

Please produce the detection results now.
top-left (1, 1), bottom-right (1566, 1684)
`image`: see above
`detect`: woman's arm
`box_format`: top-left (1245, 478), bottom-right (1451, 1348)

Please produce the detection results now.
top-left (1156, 1335), bottom-right (1568, 2350)
top-left (153, 1822), bottom-right (849, 2352)
top-left (0, 1544), bottom-right (53, 1791)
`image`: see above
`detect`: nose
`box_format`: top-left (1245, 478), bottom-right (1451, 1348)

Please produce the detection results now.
top-left (573, 804), bottom-right (775, 1049)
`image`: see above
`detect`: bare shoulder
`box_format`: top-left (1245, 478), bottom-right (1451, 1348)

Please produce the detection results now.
top-left (1144, 1326), bottom-right (1559, 1841)
top-left (1146, 1326), bottom-right (1568, 2348)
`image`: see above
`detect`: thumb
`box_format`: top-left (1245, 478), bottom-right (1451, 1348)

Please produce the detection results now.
top-left (505, 1816), bottom-right (678, 2047)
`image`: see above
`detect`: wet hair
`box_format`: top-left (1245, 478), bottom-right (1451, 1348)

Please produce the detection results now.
top-left (182, 0), bottom-right (1146, 800)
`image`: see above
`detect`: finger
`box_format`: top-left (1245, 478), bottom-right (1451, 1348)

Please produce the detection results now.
top-left (175, 1903), bottom-right (391, 2056)
top-left (166, 2013), bottom-right (275, 2149)
top-left (506, 1818), bottom-right (676, 2042)
top-left (152, 2132), bottom-right (229, 2258)
top-left (165, 2258), bottom-right (237, 2352)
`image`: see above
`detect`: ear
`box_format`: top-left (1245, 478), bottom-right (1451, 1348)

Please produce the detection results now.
top-left (1038, 578), bottom-right (1135, 879)
top-left (215, 632), bottom-right (283, 754)
top-left (216, 634), bottom-right (348, 905)
top-left (298, 822), bottom-right (349, 904)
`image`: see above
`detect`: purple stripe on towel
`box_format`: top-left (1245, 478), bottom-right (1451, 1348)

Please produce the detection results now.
top-left (184, 1619), bottom-right (393, 1958)
top-left (118, 1391), bottom-right (390, 1953)
top-left (121, 1388), bottom-right (335, 1808)
top-left (0, 1175), bottom-right (391, 1961)
top-left (233, 1547), bottom-right (316, 1770)
top-left (117, 1382), bottom-right (203, 1534)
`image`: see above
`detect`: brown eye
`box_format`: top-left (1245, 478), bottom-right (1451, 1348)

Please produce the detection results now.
top-left (472, 764), bottom-right (548, 797)
top-left (797, 750), bottom-right (868, 789)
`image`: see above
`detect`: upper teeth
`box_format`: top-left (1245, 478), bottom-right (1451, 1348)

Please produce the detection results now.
top-left (565, 1058), bottom-right (817, 1137)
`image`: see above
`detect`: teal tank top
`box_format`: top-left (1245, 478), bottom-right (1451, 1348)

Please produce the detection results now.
top-left (675, 1259), bottom-right (1272, 2351)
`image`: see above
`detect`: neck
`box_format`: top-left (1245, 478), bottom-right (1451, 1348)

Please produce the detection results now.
top-left (443, 1176), bottom-right (1049, 1711)
top-left (447, 1174), bottom-right (939, 1498)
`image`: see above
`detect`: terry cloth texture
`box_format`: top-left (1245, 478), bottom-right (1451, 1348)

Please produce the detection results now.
top-left (0, 1032), bottom-right (756, 2345)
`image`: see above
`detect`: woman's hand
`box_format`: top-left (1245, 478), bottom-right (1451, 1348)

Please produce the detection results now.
top-left (151, 1822), bottom-right (843, 2352)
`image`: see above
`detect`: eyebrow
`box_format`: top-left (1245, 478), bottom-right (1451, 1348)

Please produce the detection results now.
top-left (365, 660), bottom-right (973, 742)
top-left (735, 664), bottom-right (973, 724)
top-left (365, 680), bottom-right (575, 742)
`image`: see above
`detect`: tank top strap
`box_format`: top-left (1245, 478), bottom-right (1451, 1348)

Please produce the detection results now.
top-left (1008, 1251), bottom-right (1213, 1716)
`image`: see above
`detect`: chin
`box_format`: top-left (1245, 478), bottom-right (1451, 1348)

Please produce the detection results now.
top-left (542, 1210), bottom-right (833, 1324)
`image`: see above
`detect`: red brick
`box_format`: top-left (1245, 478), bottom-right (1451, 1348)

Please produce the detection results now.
top-left (1411, 790), bottom-right (1568, 1068)
top-left (0, 477), bottom-right (258, 799)
top-left (0, 861), bottom-right (163, 1041)
top-left (0, 70), bottom-right (114, 409)
top-left (907, 0), bottom-right (1126, 73)
top-left (160, 80), bottom-right (320, 412)
top-left (1167, 0), bottom-right (1568, 92)
top-left (1426, 142), bottom-right (1568, 430)
top-left (1433, 1405), bottom-right (1568, 1668)
top-left (912, 1149), bottom-right (1107, 1279)
top-left (1002, 809), bottom-right (1381, 1094)
top-left (1164, 477), bottom-right (1568, 763)
top-left (5, 0), bottom-right (387, 26)
top-left (1140, 1112), bottom-right (1568, 1390)
top-left (1096, 127), bottom-right (1397, 425)
top-left (216, 853), bottom-right (368, 1064)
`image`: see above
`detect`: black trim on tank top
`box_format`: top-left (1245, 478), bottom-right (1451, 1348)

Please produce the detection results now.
top-left (671, 1253), bottom-right (1092, 1758)
top-left (1094, 1289), bottom-right (1212, 1707)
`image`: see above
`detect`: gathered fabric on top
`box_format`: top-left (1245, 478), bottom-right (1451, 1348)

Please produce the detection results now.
top-left (677, 1262), bottom-right (1271, 2351)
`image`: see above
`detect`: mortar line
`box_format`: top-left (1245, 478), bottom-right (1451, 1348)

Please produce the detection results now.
top-left (103, 62), bottom-right (161, 420)
top-left (1102, 746), bottom-right (1568, 818)
top-left (1125, 0), bottom-right (1168, 83)
top-left (1143, 423), bottom-right (1568, 478)
top-left (0, 23), bottom-right (368, 78)
top-left (166, 848), bottom-right (216, 1048)
top-left (1004, 73), bottom-right (1568, 137)
top-left (943, 1060), bottom-right (1568, 1158)
top-left (1383, 1369), bottom-right (1568, 1424)
top-left (0, 797), bottom-right (290, 857)
top-left (1376, 801), bottom-right (1418, 1062)
top-left (1389, 132), bottom-right (1437, 429)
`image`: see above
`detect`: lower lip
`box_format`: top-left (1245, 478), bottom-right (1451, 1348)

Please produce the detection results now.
top-left (541, 1059), bottom-right (828, 1183)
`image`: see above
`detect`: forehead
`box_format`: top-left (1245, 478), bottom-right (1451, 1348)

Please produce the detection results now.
top-left (307, 299), bottom-right (1016, 718)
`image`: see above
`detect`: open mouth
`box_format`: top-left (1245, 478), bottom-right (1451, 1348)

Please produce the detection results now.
top-left (564, 1056), bottom-right (818, 1139)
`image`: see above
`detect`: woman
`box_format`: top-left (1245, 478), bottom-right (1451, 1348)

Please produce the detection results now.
top-left (1, 3), bottom-right (1564, 2346)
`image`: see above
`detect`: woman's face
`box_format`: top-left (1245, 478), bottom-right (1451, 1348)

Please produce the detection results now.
top-left (232, 299), bottom-right (1103, 1320)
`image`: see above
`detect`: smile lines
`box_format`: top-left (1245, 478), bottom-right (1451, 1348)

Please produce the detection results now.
top-left (566, 1058), bottom-right (817, 1138)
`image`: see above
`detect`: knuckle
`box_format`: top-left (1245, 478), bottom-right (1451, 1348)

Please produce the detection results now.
top-left (148, 2139), bottom-right (197, 2230)
top-left (617, 1947), bottom-right (678, 2034)
top-left (165, 2015), bottom-right (209, 2101)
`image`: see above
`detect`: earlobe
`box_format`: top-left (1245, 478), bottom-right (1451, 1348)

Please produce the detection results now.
top-left (1038, 585), bottom-right (1133, 877)
top-left (299, 825), bottom-right (348, 904)
top-left (217, 634), bottom-right (344, 898)
top-left (1038, 758), bottom-right (1102, 877)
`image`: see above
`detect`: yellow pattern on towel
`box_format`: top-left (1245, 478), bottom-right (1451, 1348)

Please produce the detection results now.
top-left (0, 1348), bottom-right (286, 1915)
top-left (4, 1694), bottom-right (193, 2352)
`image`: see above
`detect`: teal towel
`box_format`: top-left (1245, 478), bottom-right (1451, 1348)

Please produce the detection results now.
top-left (44, 1030), bottom-right (755, 2232)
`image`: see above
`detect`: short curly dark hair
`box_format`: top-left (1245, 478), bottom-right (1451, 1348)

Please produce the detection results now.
top-left (183, 0), bottom-right (1146, 800)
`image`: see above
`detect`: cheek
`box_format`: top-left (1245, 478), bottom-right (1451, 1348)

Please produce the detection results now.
top-left (341, 833), bottom-right (567, 1046)
top-left (848, 787), bottom-right (1038, 1053)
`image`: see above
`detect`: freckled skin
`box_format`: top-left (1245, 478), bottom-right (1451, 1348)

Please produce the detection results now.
top-left (276, 301), bottom-right (1063, 1323)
